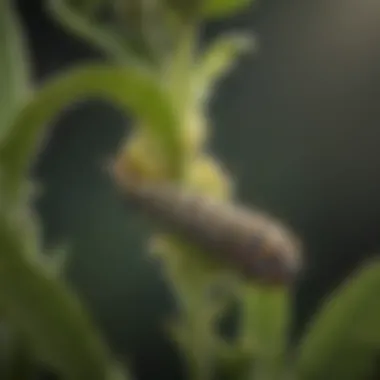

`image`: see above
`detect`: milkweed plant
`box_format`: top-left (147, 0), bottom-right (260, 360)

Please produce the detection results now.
top-left (0, 0), bottom-right (380, 379)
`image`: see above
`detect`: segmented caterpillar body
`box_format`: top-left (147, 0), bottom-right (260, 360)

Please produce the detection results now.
top-left (112, 162), bottom-right (302, 285)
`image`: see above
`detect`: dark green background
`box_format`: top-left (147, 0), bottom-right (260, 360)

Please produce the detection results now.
top-left (17, 0), bottom-right (380, 378)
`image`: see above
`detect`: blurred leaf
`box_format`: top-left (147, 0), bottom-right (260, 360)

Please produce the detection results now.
top-left (47, 0), bottom-right (161, 66)
top-left (0, 213), bottom-right (126, 380)
top-left (202, 0), bottom-right (255, 19)
top-left (0, 0), bottom-right (31, 141)
top-left (44, 243), bottom-right (70, 278)
top-left (194, 33), bottom-right (255, 103)
top-left (62, 0), bottom-right (105, 15)
top-left (1, 329), bottom-right (39, 380)
top-left (295, 259), bottom-right (380, 380)
top-left (216, 338), bottom-right (255, 380)
top-left (0, 63), bottom-right (183, 198)
top-left (164, 0), bottom-right (203, 21)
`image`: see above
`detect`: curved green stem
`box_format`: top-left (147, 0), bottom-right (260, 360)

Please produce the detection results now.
top-left (0, 64), bottom-right (182, 203)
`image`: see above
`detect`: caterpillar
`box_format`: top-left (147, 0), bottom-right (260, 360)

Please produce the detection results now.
top-left (111, 160), bottom-right (302, 286)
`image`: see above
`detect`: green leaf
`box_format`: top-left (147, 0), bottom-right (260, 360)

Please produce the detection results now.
top-left (295, 259), bottom-right (380, 380)
top-left (202, 0), bottom-right (255, 19)
top-left (44, 243), bottom-right (70, 278)
top-left (1, 328), bottom-right (39, 380)
top-left (0, 213), bottom-right (126, 380)
top-left (0, 0), bottom-right (31, 141)
top-left (0, 63), bottom-right (183, 198)
top-left (194, 33), bottom-right (255, 103)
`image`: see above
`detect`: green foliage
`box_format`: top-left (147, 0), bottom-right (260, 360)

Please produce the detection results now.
top-left (0, 329), bottom-right (41, 380)
top-left (194, 33), bottom-right (255, 103)
top-left (0, 1), bottom-right (131, 379)
top-left (1, 0), bottom-right (380, 379)
top-left (0, 64), bottom-right (183, 199)
top-left (202, 0), bottom-right (255, 19)
top-left (295, 259), bottom-right (380, 380)
top-left (0, 0), bottom-right (30, 140)
top-left (0, 213), bottom-right (125, 380)
top-left (241, 286), bottom-right (290, 380)
top-left (164, 0), bottom-right (255, 20)
top-left (47, 0), bottom-right (143, 64)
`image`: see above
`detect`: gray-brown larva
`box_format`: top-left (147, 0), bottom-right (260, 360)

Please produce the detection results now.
top-left (112, 164), bottom-right (302, 285)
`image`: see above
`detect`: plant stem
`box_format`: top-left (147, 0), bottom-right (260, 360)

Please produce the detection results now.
top-left (47, 0), bottom-right (138, 64)
top-left (185, 301), bottom-right (216, 380)
top-left (241, 285), bottom-right (290, 380)
top-left (160, 245), bottom-right (218, 380)
top-left (166, 20), bottom-right (198, 138)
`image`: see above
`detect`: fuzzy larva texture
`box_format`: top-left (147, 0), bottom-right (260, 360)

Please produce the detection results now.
top-left (112, 162), bottom-right (302, 285)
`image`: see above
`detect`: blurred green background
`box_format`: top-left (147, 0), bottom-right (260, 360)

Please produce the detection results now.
top-left (16, 0), bottom-right (380, 378)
